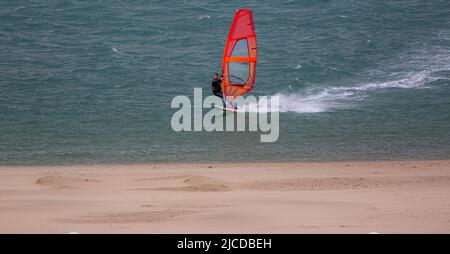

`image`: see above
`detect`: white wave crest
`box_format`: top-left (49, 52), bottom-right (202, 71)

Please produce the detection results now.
top-left (198, 15), bottom-right (210, 20)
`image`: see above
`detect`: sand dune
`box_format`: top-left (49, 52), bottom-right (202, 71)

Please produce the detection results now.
top-left (0, 160), bottom-right (449, 233)
top-left (35, 175), bottom-right (100, 188)
top-left (136, 175), bottom-right (235, 192)
top-left (134, 174), bottom-right (450, 192)
top-left (243, 175), bottom-right (450, 191)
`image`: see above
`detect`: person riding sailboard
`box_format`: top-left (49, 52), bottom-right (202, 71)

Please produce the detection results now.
top-left (212, 9), bottom-right (257, 112)
top-left (211, 73), bottom-right (223, 98)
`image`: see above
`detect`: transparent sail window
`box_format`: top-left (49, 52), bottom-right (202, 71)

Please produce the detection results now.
top-left (229, 62), bottom-right (249, 85)
top-left (231, 39), bottom-right (249, 57)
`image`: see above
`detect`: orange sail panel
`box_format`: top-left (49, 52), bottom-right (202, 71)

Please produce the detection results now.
top-left (222, 9), bottom-right (257, 105)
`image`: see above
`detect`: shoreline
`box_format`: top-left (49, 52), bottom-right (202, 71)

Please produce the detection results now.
top-left (1, 158), bottom-right (449, 168)
top-left (1, 160), bottom-right (449, 233)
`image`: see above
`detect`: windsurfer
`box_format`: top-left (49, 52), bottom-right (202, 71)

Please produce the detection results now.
top-left (211, 73), bottom-right (223, 98)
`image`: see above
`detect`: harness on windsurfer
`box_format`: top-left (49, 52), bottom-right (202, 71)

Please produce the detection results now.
top-left (211, 73), bottom-right (223, 98)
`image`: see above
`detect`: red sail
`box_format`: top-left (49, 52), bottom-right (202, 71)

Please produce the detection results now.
top-left (221, 9), bottom-right (257, 105)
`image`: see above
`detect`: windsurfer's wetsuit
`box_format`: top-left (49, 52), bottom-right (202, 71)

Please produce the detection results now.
top-left (211, 78), bottom-right (223, 98)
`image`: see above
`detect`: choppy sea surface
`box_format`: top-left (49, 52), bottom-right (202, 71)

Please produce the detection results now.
top-left (1, 0), bottom-right (450, 165)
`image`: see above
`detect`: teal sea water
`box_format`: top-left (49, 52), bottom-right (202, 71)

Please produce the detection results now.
top-left (1, 0), bottom-right (450, 165)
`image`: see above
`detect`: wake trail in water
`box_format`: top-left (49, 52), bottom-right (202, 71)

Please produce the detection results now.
top-left (248, 44), bottom-right (450, 114)
top-left (242, 70), bottom-right (440, 113)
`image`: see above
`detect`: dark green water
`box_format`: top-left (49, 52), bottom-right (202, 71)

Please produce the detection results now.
top-left (1, 0), bottom-right (450, 164)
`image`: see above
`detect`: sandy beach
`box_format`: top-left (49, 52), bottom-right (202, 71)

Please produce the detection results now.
top-left (1, 160), bottom-right (449, 233)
